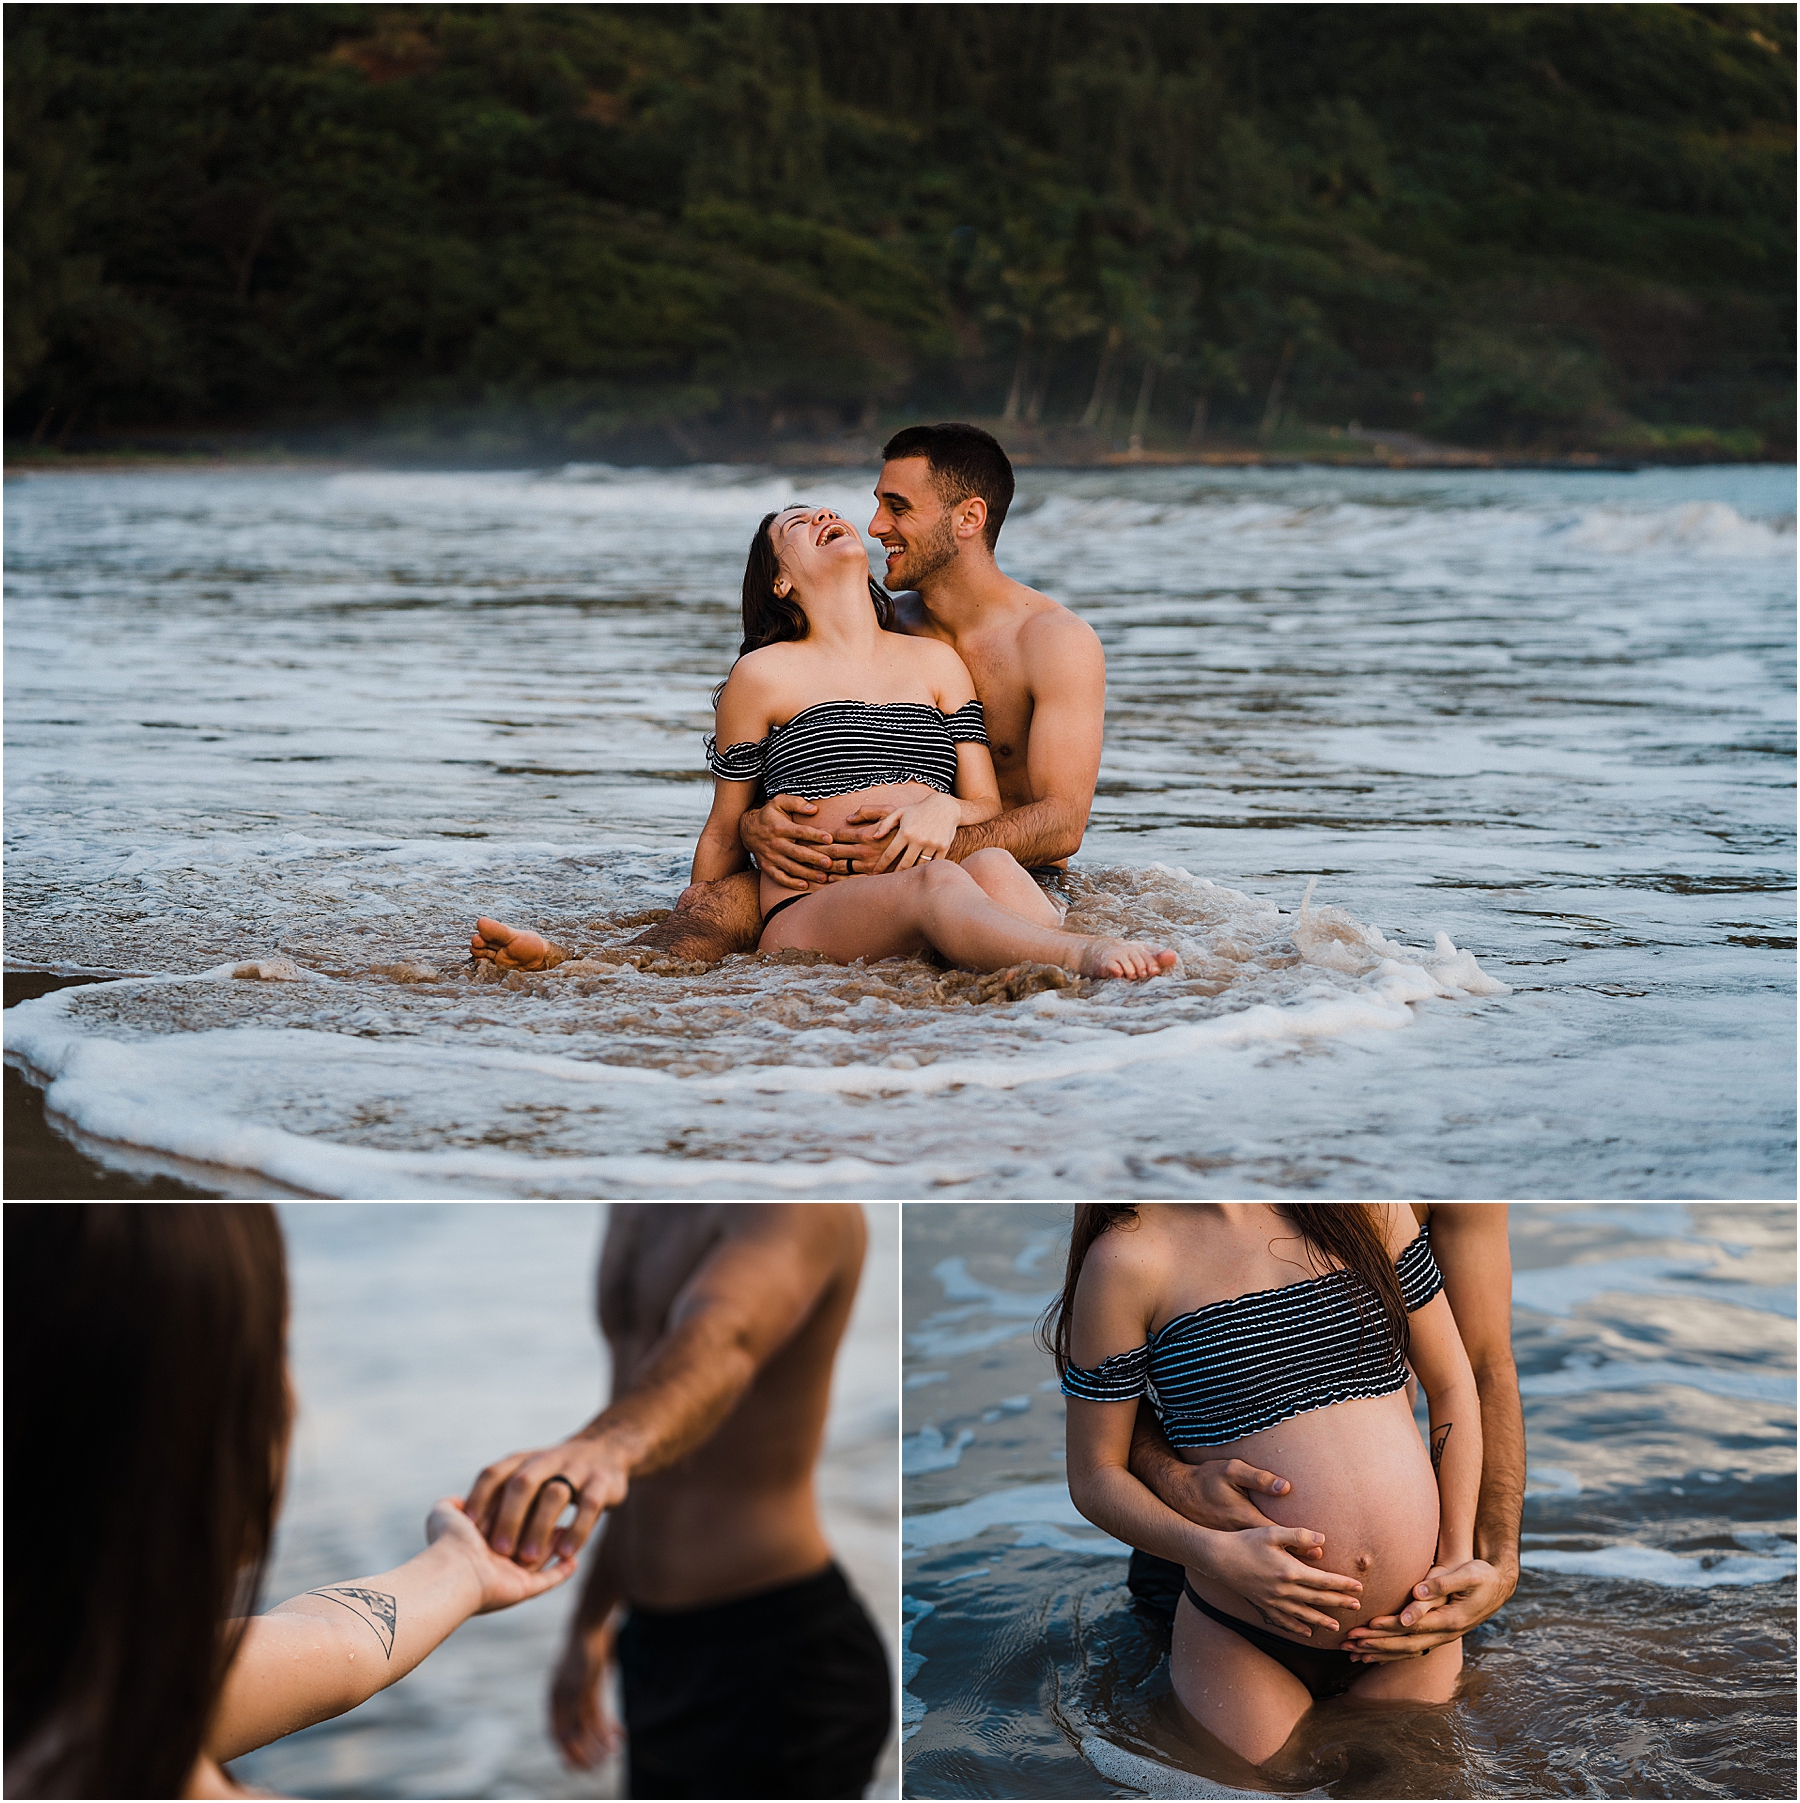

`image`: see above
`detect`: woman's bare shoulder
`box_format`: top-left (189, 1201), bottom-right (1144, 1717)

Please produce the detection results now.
top-left (890, 633), bottom-right (977, 704)
top-left (1081, 1211), bottom-right (1179, 1289)
top-left (1373, 1202), bottom-right (1421, 1257)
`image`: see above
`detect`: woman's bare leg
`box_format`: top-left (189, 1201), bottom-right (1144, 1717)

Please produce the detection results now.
top-left (1170, 1595), bottom-right (1313, 1766)
top-left (958, 848), bottom-right (1064, 927)
top-left (1345, 1637), bottom-right (1461, 1703)
top-left (760, 861), bottom-right (1176, 978)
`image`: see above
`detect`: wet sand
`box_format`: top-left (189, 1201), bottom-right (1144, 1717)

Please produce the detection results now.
top-left (4, 973), bottom-right (222, 1198)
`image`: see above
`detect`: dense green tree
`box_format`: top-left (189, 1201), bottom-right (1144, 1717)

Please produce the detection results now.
top-left (5, 3), bottom-right (1792, 455)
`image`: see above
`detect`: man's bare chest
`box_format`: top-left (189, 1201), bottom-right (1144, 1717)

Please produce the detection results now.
top-left (960, 653), bottom-right (1033, 780)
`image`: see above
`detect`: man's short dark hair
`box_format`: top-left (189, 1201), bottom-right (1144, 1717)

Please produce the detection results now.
top-left (880, 422), bottom-right (1015, 551)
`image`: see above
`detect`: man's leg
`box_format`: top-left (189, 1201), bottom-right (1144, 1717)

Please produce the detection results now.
top-left (469, 870), bottom-right (765, 973)
top-left (626, 869), bottom-right (764, 963)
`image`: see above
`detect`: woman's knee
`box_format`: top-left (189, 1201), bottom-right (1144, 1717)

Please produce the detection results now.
top-left (909, 857), bottom-right (977, 914)
top-left (962, 847), bottom-right (1024, 878)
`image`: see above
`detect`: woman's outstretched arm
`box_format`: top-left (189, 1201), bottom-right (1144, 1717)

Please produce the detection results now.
top-left (205, 1499), bottom-right (573, 1765)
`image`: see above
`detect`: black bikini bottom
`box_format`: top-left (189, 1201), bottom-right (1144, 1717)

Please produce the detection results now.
top-left (762, 891), bottom-right (811, 929)
top-left (1182, 1578), bottom-right (1358, 1700)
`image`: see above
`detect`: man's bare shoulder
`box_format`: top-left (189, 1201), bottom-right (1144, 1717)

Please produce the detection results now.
top-left (1014, 594), bottom-right (1104, 698)
top-left (1013, 588), bottom-right (1101, 652)
top-left (714, 1202), bottom-right (864, 1264)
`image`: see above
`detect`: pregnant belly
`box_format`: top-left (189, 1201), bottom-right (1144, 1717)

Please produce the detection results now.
top-left (759, 782), bottom-right (938, 914)
top-left (1184, 1390), bottom-right (1439, 1651)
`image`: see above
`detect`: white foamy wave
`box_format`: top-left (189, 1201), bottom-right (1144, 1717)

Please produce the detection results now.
top-left (1515, 1258), bottom-right (1798, 1320)
top-left (1518, 1356), bottom-right (1795, 1407)
top-left (1520, 1539), bottom-right (1795, 1589)
top-left (1081, 1737), bottom-right (1329, 1800)
top-left (4, 859), bottom-right (1513, 1196)
top-left (903, 1481), bottom-right (1129, 1555)
top-left (902, 1425), bottom-right (975, 1476)
top-left (1557, 500), bottom-right (1795, 560)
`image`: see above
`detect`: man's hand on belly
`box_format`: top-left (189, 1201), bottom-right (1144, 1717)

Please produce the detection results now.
top-left (1168, 1457), bottom-right (1295, 1532)
top-left (741, 795), bottom-right (838, 890)
top-left (1340, 1554), bottom-right (1515, 1661)
top-left (831, 805), bottom-right (897, 875)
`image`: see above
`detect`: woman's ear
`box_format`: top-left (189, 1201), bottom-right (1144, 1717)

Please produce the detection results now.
top-left (773, 577), bottom-right (791, 598)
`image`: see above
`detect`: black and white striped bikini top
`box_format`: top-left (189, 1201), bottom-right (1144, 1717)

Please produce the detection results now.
top-left (705, 697), bottom-right (988, 802)
top-left (1061, 1228), bottom-right (1444, 1448)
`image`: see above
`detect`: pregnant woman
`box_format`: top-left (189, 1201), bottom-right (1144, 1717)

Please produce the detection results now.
top-left (1047, 1203), bottom-right (1481, 1767)
top-left (686, 505), bottom-right (1174, 979)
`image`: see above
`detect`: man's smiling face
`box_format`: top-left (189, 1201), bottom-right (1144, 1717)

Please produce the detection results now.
top-left (869, 457), bottom-right (959, 590)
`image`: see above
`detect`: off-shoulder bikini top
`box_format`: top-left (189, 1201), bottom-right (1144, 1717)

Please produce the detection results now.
top-left (705, 697), bottom-right (988, 803)
top-left (1060, 1227), bottom-right (1445, 1448)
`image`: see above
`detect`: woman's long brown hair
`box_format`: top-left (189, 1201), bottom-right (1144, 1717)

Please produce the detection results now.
top-left (5, 1205), bottom-right (291, 1799)
top-left (1039, 1204), bottom-right (1411, 1373)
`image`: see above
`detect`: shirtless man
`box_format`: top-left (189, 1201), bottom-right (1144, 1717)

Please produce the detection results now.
top-left (1120, 1203), bottom-right (1525, 1663)
top-left (464, 1205), bottom-right (890, 1800)
top-left (470, 421), bottom-right (1104, 970)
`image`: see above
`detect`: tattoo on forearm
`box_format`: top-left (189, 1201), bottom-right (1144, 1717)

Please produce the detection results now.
top-left (309, 1586), bottom-right (398, 1658)
top-left (1431, 1423), bottom-right (1452, 1479)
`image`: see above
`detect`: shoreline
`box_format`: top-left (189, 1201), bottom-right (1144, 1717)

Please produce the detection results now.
top-left (9, 439), bottom-right (1784, 479)
top-left (5, 972), bottom-right (226, 1199)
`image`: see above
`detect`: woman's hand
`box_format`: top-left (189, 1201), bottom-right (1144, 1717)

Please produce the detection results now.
top-left (869, 792), bottom-right (962, 872)
top-left (426, 1497), bottom-right (577, 1616)
top-left (550, 1619), bottom-right (624, 1770)
top-left (1200, 1524), bottom-right (1365, 1638)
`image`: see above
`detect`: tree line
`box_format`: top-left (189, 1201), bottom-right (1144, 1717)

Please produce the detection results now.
top-left (6, 3), bottom-right (1793, 458)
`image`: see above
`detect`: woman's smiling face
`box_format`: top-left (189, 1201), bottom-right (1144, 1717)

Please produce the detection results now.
top-left (770, 505), bottom-right (869, 595)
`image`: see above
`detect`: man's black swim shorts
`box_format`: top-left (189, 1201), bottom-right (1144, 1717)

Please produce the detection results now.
top-left (617, 1561), bottom-right (892, 1799)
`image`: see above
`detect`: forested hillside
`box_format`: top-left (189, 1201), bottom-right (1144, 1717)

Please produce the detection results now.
top-left (6, 3), bottom-right (1793, 459)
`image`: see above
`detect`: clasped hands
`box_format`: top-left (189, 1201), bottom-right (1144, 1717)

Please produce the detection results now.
top-left (743, 792), bottom-right (952, 889)
top-left (464, 1434), bottom-right (627, 1571)
top-left (1175, 1459), bottom-right (1511, 1660)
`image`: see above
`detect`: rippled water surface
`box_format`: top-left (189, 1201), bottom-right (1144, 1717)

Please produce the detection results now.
top-left (900, 1203), bottom-right (1795, 1799)
top-left (4, 463), bottom-right (1793, 1196)
top-left (231, 1202), bottom-right (899, 1800)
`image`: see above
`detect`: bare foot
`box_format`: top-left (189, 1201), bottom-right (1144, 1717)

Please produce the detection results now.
top-left (470, 917), bottom-right (567, 971)
top-left (1076, 938), bottom-right (1179, 980)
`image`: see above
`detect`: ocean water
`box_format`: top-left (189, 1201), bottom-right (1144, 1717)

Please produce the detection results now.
top-left (900, 1202), bottom-right (1796, 1799)
top-left (231, 1201), bottom-right (899, 1800)
top-left (3, 461), bottom-right (1793, 1198)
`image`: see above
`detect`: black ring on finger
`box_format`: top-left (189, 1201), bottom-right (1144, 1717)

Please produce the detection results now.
top-left (544, 1473), bottom-right (578, 1497)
